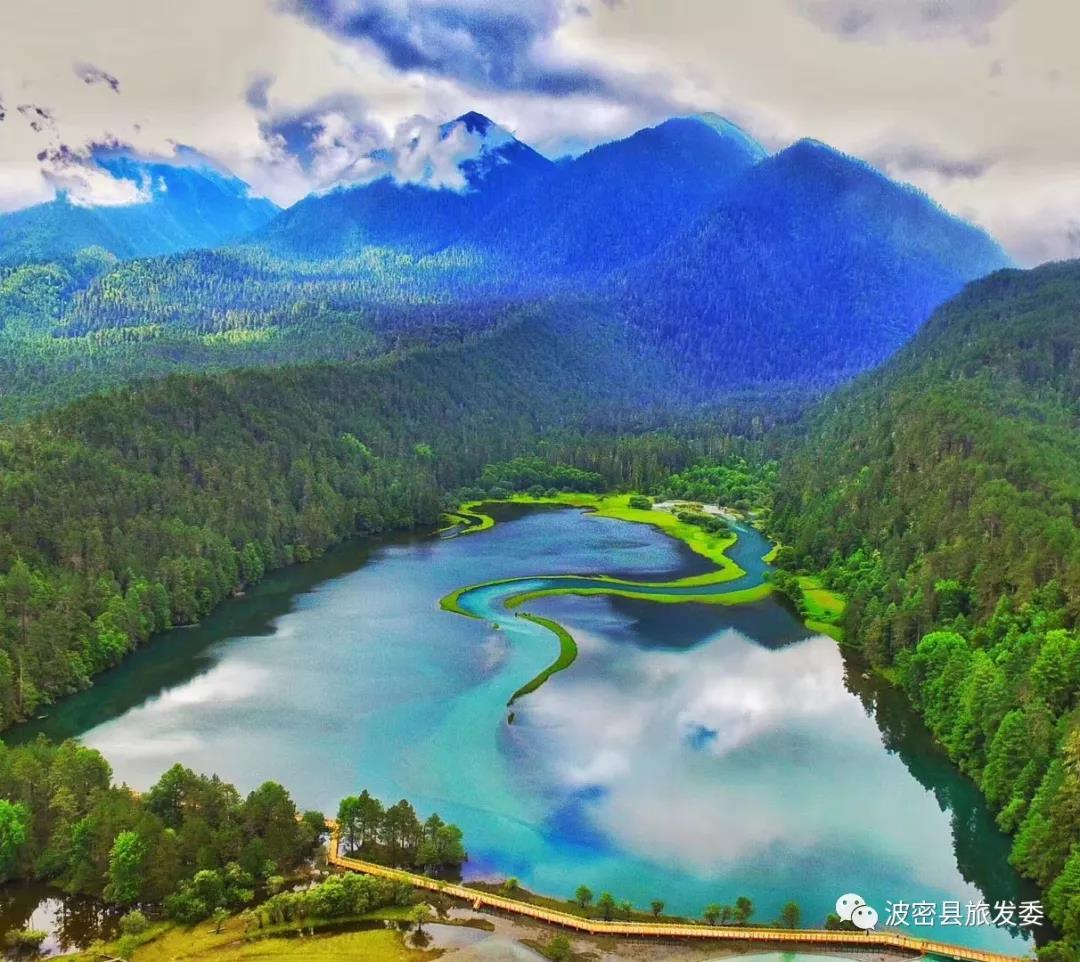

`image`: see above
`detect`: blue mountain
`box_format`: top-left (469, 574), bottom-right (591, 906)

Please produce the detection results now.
top-left (618, 138), bottom-right (1014, 386)
top-left (4, 114), bottom-right (1014, 394)
top-left (0, 152), bottom-right (279, 266)
top-left (451, 113), bottom-right (768, 279)
top-left (255, 112), bottom-right (764, 269)
top-left (255, 112), bottom-right (553, 257)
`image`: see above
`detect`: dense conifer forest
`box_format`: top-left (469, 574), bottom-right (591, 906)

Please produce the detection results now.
top-left (0, 734), bottom-right (460, 956)
top-left (0, 738), bottom-right (324, 907)
top-left (771, 261), bottom-right (1080, 948)
top-left (0, 309), bottom-right (731, 728)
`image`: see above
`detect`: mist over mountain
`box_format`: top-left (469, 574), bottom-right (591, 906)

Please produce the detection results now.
top-left (0, 152), bottom-right (279, 265)
top-left (253, 112), bottom-right (554, 257)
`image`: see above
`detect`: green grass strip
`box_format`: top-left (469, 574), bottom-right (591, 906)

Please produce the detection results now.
top-left (506, 582), bottom-right (774, 609)
top-left (796, 575), bottom-right (847, 640)
top-left (439, 583), bottom-right (475, 616)
top-left (805, 619), bottom-right (845, 642)
top-left (506, 613), bottom-right (578, 706)
top-left (439, 504), bottom-right (495, 535)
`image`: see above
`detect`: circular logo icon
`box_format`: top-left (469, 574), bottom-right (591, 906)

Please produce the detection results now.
top-left (851, 904), bottom-right (879, 931)
top-left (835, 893), bottom-right (865, 922)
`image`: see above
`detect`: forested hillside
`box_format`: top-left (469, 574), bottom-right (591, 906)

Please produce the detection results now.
top-left (619, 139), bottom-right (1011, 387)
top-left (0, 247), bottom-right (519, 418)
top-left (0, 309), bottom-right (689, 729)
top-left (771, 260), bottom-right (1080, 944)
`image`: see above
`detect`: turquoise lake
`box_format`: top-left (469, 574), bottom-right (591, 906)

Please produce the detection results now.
top-left (10, 504), bottom-right (1042, 953)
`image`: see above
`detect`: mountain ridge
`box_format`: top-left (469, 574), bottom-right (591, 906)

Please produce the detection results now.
top-left (616, 133), bottom-right (1012, 387)
top-left (0, 109), bottom-right (1018, 408)
top-left (253, 111), bottom-right (553, 258)
top-left (0, 154), bottom-right (279, 266)
top-left (442, 113), bottom-right (769, 280)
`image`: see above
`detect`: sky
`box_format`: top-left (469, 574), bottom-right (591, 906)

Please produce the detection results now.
top-left (1, 0), bottom-right (1078, 265)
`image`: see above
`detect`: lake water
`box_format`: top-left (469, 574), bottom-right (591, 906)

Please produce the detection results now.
top-left (0, 884), bottom-right (118, 958)
top-left (7, 505), bottom-right (1040, 953)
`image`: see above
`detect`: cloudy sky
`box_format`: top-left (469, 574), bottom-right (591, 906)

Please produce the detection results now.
top-left (1, 0), bottom-right (1077, 264)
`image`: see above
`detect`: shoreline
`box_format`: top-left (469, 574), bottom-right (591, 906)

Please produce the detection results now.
top-left (438, 494), bottom-right (845, 707)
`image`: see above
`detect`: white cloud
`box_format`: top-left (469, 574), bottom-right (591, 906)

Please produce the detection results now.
top-left (793, 0), bottom-right (1014, 43)
top-left (389, 114), bottom-right (520, 190)
top-left (37, 144), bottom-right (155, 207)
top-left (49, 165), bottom-right (152, 207)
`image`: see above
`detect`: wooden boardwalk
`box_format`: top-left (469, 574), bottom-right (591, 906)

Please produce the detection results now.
top-left (324, 824), bottom-right (1027, 962)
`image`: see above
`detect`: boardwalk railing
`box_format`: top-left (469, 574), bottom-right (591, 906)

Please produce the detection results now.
top-left (323, 824), bottom-right (1027, 962)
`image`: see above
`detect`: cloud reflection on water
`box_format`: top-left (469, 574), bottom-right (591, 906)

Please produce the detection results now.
top-left (521, 607), bottom-right (968, 885)
top-left (88, 659), bottom-right (269, 762)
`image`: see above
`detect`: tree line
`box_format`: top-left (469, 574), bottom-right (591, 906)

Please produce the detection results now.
top-left (0, 738), bottom-right (322, 916)
top-left (569, 884), bottom-right (803, 929)
top-left (0, 310), bottom-right (688, 730)
top-left (0, 736), bottom-right (468, 937)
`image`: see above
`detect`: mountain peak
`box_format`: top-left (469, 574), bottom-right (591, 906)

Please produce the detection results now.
top-left (627, 115), bottom-right (766, 169)
top-left (254, 111), bottom-right (551, 257)
top-left (762, 138), bottom-right (889, 192)
top-left (440, 112), bottom-right (507, 144)
top-left (789, 136), bottom-right (834, 152)
top-left (452, 111), bottom-right (497, 135)
top-left (681, 113), bottom-right (768, 160)
top-left (762, 139), bottom-right (1011, 268)
top-left (434, 112), bottom-right (552, 190)
top-left (778, 138), bottom-right (906, 178)
top-left (780, 138), bottom-right (856, 165)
